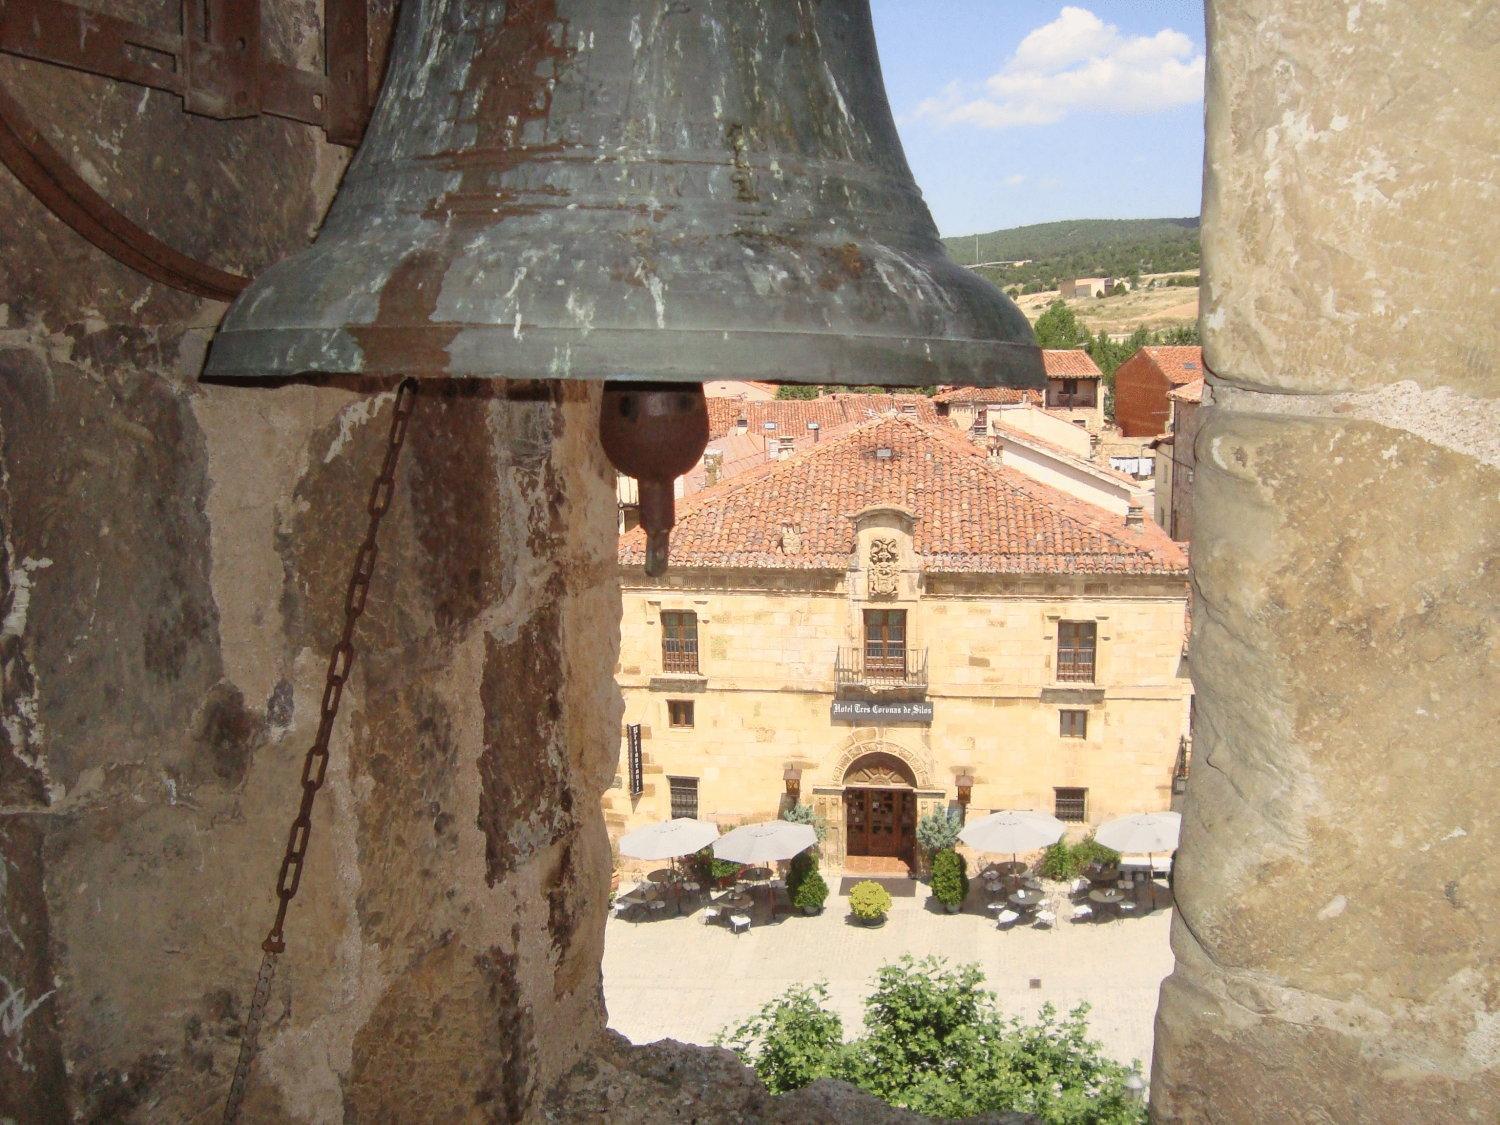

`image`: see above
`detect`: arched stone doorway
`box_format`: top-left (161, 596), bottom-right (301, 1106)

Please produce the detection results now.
top-left (842, 751), bottom-right (918, 864)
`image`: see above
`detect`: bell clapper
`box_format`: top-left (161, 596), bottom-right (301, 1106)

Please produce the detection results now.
top-left (599, 382), bottom-right (710, 577)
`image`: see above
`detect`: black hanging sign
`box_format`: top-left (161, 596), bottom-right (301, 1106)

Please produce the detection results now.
top-left (627, 723), bottom-right (644, 796)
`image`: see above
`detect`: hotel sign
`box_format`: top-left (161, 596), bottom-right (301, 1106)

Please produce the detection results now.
top-left (831, 699), bottom-right (933, 725)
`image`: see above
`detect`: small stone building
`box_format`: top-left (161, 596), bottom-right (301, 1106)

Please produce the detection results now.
top-left (1113, 345), bottom-right (1204, 437)
top-left (1151, 377), bottom-right (1205, 540)
top-left (608, 416), bottom-right (1190, 868)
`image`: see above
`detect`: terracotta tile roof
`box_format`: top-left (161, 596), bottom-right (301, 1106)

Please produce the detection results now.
top-left (1041, 350), bottom-right (1103, 379)
top-left (1140, 346), bottom-right (1203, 386)
top-left (1168, 376), bottom-right (1204, 403)
top-left (703, 393), bottom-right (939, 441)
top-left (621, 416), bottom-right (1187, 576)
top-left (931, 385), bottom-right (1045, 406)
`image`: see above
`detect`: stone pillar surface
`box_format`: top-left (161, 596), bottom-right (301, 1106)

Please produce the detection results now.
top-left (1154, 2), bottom-right (1499, 1119)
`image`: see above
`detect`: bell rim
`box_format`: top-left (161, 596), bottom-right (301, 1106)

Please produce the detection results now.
top-left (202, 326), bottom-right (1045, 390)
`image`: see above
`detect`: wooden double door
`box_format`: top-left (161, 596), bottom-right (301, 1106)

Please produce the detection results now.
top-left (844, 787), bottom-right (916, 860)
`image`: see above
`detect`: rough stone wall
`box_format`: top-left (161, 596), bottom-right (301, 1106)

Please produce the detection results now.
top-left (1153, 1), bottom-right (1499, 1119)
top-left (0, 5), bottom-right (621, 1119)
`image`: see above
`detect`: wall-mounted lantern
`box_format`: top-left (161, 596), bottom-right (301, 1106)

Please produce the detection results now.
top-left (955, 772), bottom-right (975, 805)
top-left (784, 766), bottom-right (803, 801)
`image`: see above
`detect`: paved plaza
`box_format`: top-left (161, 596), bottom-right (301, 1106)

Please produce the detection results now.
top-left (603, 878), bottom-right (1174, 1075)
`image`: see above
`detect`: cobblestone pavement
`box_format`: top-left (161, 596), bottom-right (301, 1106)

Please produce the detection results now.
top-left (603, 879), bottom-right (1174, 1074)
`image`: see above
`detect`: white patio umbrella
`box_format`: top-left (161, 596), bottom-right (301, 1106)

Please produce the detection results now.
top-left (959, 810), bottom-right (1068, 866)
top-left (618, 817), bottom-right (721, 862)
top-left (1095, 812), bottom-right (1181, 904)
top-left (1093, 812), bottom-right (1181, 857)
top-left (711, 821), bottom-right (816, 865)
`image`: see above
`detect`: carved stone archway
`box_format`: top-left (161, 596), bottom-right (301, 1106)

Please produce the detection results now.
top-left (842, 751), bottom-right (917, 789)
top-left (828, 736), bottom-right (935, 789)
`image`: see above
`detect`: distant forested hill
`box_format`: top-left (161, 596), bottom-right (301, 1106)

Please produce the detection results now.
top-left (941, 218), bottom-right (1199, 290)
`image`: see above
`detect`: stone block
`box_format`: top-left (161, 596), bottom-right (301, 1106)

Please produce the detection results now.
top-left (1201, 2), bottom-right (1500, 395)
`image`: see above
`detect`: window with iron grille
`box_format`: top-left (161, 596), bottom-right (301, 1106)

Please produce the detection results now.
top-left (668, 700), bottom-right (694, 728)
top-left (1059, 709), bottom-right (1088, 739)
top-left (1054, 787), bottom-right (1088, 823)
top-left (661, 610), bottom-right (699, 674)
top-left (1056, 621), bottom-right (1096, 682)
top-left (668, 776), bottom-right (698, 819)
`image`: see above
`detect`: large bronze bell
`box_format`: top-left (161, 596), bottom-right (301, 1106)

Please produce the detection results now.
top-left (203, 0), bottom-right (1043, 572)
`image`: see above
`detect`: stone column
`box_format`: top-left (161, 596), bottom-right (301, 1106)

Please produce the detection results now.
top-left (1153, 2), bottom-right (1499, 1119)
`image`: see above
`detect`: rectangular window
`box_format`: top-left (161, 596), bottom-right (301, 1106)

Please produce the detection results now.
top-left (661, 610), bottom-right (699, 674)
top-left (1060, 709), bottom-right (1088, 739)
top-left (863, 608), bottom-right (907, 677)
top-left (1054, 787), bottom-right (1088, 823)
top-left (668, 776), bottom-right (699, 820)
top-left (1056, 621), bottom-right (1097, 682)
top-left (668, 700), bottom-right (694, 728)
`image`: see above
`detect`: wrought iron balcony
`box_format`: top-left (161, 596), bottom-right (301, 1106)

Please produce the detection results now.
top-left (835, 647), bottom-right (928, 692)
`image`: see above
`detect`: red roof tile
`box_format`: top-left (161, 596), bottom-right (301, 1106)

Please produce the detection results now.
top-left (1139, 346), bottom-right (1203, 386)
top-left (704, 393), bottom-right (939, 441)
top-left (621, 416), bottom-right (1187, 576)
top-left (1042, 350), bottom-right (1103, 379)
top-left (931, 385), bottom-right (1045, 406)
top-left (1168, 376), bottom-right (1204, 403)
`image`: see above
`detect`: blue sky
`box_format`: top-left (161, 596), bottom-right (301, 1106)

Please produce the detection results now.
top-left (868, 2), bottom-right (1205, 237)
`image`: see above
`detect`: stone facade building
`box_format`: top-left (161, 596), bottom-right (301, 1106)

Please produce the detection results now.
top-left (606, 416), bottom-right (1190, 868)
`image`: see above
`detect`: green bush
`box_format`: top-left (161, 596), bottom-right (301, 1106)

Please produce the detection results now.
top-left (1039, 837), bottom-right (1078, 880)
top-left (914, 808), bottom-right (961, 854)
top-left (719, 956), bottom-right (1147, 1121)
top-left (710, 857), bottom-right (744, 881)
top-left (1073, 835), bottom-right (1121, 870)
top-left (850, 880), bottom-right (892, 921)
top-left (786, 850), bottom-right (815, 900)
top-left (929, 849), bottom-right (968, 909)
top-left (781, 802), bottom-right (826, 842)
top-left (793, 868), bottom-right (829, 912)
top-left (1037, 835), bottom-right (1122, 881)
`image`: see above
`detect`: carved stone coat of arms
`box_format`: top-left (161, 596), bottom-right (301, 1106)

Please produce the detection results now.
top-left (867, 536), bottom-right (900, 598)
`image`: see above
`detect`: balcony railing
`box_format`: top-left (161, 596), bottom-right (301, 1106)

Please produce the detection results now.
top-left (1173, 735), bottom-right (1192, 795)
top-left (662, 647), bottom-right (699, 675)
top-left (1055, 654), bottom-right (1096, 683)
top-left (835, 647), bottom-right (928, 692)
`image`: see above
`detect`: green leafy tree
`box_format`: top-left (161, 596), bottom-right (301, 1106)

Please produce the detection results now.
top-left (714, 983), bottom-right (845, 1094)
top-left (776, 384), bottom-right (821, 400)
top-left (722, 957), bottom-right (1146, 1122)
top-left (914, 808), bottom-right (962, 854)
top-left (1033, 300), bottom-right (1085, 349)
top-left (929, 848), bottom-right (969, 909)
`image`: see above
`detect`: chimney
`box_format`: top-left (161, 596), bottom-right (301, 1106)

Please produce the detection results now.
top-left (734, 414), bottom-right (748, 435)
top-left (1125, 498), bottom-right (1145, 529)
top-left (704, 449), bottom-right (723, 486)
top-left (1088, 432), bottom-right (1101, 461)
top-left (985, 436), bottom-right (1003, 465)
top-left (807, 421), bottom-right (821, 443)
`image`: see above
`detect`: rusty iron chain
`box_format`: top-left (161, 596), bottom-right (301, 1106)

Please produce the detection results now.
top-left (223, 379), bottom-right (417, 1124)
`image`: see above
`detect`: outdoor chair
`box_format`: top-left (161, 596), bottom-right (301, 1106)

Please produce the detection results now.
top-left (701, 905), bottom-right (721, 926)
top-left (729, 914), bottom-right (751, 935)
top-left (1033, 910), bottom-right (1056, 929)
top-left (995, 908), bottom-right (1021, 928)
top-left (1118, 901), bottom-right (1137, 919)
top-left (1071, 904), bottom-right (1093, 923)
top-left (1069, 877), bottom-right (1090, 896)
top-left (610, 898), bottom-right (635, 920)
top-left (647, 899), bottom-right (667, 917)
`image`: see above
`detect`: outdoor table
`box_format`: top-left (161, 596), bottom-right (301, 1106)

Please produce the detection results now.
top-left (1088, 865), bottom-right (1120, 885)
top-left (992, 861), bottom-right (1027, 878)
top-left (1088, 887), bottom-right (1124, 917)
top-left (1008, 888), bottom-right (1044, 909)
top-left (647, 868), bottom-right (677, 884)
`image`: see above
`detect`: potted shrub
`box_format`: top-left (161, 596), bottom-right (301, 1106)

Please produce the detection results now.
top-left (849, 880), bottom-right (892, 927)
top-left (929, 848), bottom-right (968, 913)
top-left (710, 857), bottom-right (743, 889)
top-left (793, 868), bottom-right (829, 915)
top-left (786, 851), bottom-right (815, 902)
top-left (914, 808), bottom-right (962, 878)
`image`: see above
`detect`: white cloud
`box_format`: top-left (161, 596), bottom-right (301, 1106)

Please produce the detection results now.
top-left (912, 6), bottom-right (1204, 129)
top-left (1003, 173), bottom-right (1027, 187)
